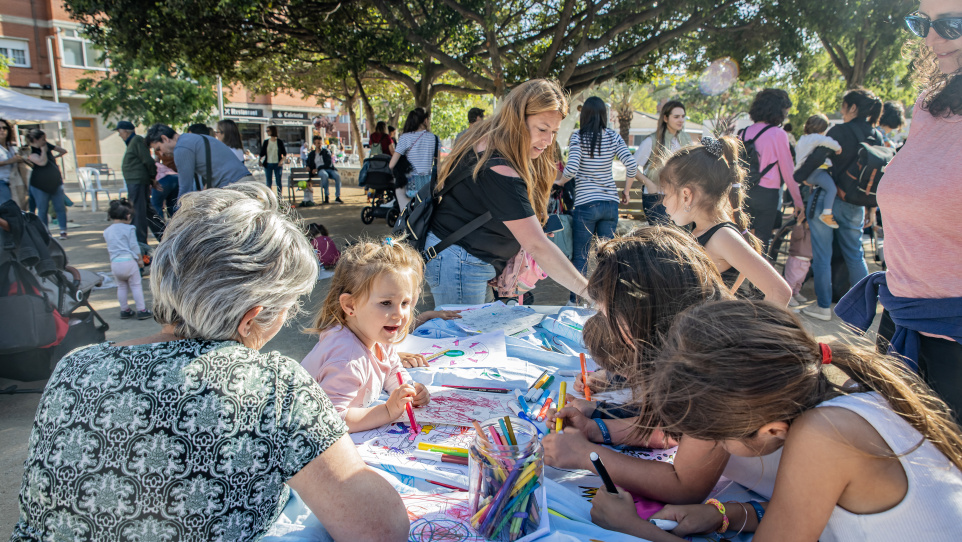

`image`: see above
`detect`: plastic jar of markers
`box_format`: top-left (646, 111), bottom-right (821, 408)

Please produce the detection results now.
top-left (468, 416), bottom-right (543, 541)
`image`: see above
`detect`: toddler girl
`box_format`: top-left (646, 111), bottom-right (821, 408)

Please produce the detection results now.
top-left (544, 227), bottom-right (735, 532)
top-left (592, 300), bottom-right (962, 540)
top-left (658, 136), bottom-right (792, 306)
top-left (795, 113), bottom-right (842, 229)
top-left (307, 223), bottom-right (340, 269)
top-left (301, 237), bottom-right (431, 432)
top-left (103, 199), bottom-right (151, 320)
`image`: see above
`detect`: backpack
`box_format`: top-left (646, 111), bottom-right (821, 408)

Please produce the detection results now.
top-left (738, 124), bottom-right (777, 187)
top-left (490, 250), bottom-right (547, 299)
top-left (393, 164), bottom-right (490, 260)
top-left (835, 124), bottom-right (895, 207)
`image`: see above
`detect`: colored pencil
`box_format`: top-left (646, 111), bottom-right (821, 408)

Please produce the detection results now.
top-left (411, 449), bottom-right (470, 466)
top-left (528, 370), bottom-right (548, 391)
top-left (589, 451), bottom-right (617, 494)
top-left (396, 373), bottom-right (419, 434)
top-left (426, 349), bottom-right (451, 362)
top-left (555, 381), bottom-right (567, 432)
top-left (503, 416), bottom-right (517, 445)
top-left (441, 385), bottom-right (510, 393)
top-left (417, 443), bottom-right (469, 457)
top-left (472, 420), bottom-right (490, 443)
top-left (498, 418), bottom-right (511, 446)
top-left (580, 353), bottom-right (591, 401)
top-left (488, 426), bottom-right (505, 446)
top-left (428, 479), bottom-right (464, 491)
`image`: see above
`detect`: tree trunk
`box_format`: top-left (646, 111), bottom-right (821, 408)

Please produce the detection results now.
top-left (343, 95), bottom-right (365, 162)
top-left (617, 109), bottom-right (633, 146)
top-left (355, 74), bottom-right (378, 135)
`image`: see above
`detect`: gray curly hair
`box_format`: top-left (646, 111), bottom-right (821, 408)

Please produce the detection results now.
top-left (150, 183), bottom-right (317, 341)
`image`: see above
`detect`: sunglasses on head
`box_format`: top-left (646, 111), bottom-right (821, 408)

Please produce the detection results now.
top-left (905, 14), bottom-right (962, 40)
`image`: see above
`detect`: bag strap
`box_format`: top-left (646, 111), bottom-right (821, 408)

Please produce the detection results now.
top-left (422, 161), bottom-right (497, 260)
top-left (204, 136), bottom-right (213, 189)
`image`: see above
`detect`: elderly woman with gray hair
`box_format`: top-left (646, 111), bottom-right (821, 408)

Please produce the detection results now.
top-left (11, 183), bottom-right (408, 542)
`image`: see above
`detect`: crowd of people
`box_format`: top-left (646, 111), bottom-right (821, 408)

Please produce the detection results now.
top-left (5, 1), bottom-right (962, 539)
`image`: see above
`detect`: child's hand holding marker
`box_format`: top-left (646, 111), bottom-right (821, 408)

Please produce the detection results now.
top-left (398, 352), bottom-right (428, 368)
top-left (541, 425), bottom-right (594, 469)
top-left (386, 383), bottom-right (417, 420)
top-left (412, 382), bottom-right (430, 406)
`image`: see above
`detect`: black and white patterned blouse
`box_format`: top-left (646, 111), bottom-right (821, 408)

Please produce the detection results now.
top-left (11, 339), bottom-right (347, 541)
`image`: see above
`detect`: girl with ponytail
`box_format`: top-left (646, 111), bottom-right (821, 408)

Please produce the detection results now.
top-left (591, 300), bottom-right (962, 541)
top-left (657, 136), bottom-right (792, 305)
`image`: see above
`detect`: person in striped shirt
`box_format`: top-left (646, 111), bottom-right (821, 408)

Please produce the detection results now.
top-left (558, 97), bottom-right (638, 304)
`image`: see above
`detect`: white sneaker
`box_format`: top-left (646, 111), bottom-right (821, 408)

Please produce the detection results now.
top-left (789, 297), bottom-right (800, 307)
top-left (801, 306), bottom-right (832, 321)
top-left (793, 293), bottom-right (808, 303)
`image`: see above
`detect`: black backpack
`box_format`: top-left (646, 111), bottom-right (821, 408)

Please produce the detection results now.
top-left (738, 124), bottom-right (777, 187)
top-left (393, 163), bottom-right (490, 260)
top-left (834, 124), bottom-right (895, 207)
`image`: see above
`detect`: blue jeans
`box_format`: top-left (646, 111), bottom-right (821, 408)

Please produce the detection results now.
top-left (315, 169), bottom-right (341, 199)
top-left (0, 180), bottom-right (11, 205)
top-left (405, 173), bottom-right (431, 198)
top-left (30, 185), bottom-right (67, 234)
top-left (264, 163), bottom-right (283, 195)
top-left (424, 231), bottom-right (496, 306)
top-left (809, 192), bottom-right (869, 308)
top-left (571, 200), bottom-right (619, 302)
top-left (806, 169), bottom-right (837, 214)
top-left (151, 174), bottom-right (179, 219)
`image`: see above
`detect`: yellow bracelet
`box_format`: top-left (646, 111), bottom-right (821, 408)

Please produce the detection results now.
top-left (705, 498), bottom-right (729, 533)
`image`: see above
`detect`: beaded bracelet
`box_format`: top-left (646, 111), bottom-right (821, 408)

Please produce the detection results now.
top-left (594, 418), bottom-right (613, 445)
top-left (705, 498), bottom-right (729, 533)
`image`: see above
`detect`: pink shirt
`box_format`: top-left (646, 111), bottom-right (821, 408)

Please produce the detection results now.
top-left (877, 94), bottom-right (962, 300)
top-left (742, 123), bottom-right (803, 208)
top-left (301, 325), bottom-right (409, 416)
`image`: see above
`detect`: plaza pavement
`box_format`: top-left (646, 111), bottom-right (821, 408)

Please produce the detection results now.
top-left (0, 179), bottom-right (882, 533)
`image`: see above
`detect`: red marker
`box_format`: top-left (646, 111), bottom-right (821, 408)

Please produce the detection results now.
top-left (397, 372), bottom-right (419, 434)
top-left (537, 392), bottom-right (555, 422)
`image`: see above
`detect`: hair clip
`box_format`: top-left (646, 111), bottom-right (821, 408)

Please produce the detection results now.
top-left (384, 237), bottom-right (395, 247)
top-left (701, 136), bottom-right (723, 158)
top-left (819, 343), bottom-right (833, 365)
top-left (731, 183), bottom-right (741, 188)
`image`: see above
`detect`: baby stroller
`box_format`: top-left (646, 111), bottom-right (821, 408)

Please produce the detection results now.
top-left (359, 154), bottom-right (400, 226)
top-left (0, 201), bottom-right (108, 387)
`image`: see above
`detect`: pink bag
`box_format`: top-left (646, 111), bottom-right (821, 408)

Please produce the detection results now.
top-left (312, 236), bottom-right (341, 269)
top-left (489, 250), bottom-right (547, 298)
top-left (788, 222), bottom-right (812, 260)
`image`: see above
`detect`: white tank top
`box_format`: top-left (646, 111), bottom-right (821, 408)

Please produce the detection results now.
top-left (817, 393), bottom-right (962, 541)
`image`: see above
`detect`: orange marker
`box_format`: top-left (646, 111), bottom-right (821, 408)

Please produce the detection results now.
top-left (580, 353), bottom-right (591, 401)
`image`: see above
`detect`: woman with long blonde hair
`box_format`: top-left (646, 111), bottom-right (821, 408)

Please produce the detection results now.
top-left (424, 79), bottom-right (589, 304)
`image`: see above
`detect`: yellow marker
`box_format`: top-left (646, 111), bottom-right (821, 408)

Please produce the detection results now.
top-left (555, 381), bottom-right (567, 432)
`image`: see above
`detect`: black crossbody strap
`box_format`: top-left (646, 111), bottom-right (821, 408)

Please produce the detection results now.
top-left (204, 137), bottom-right (213, 189)
top-left (422, 158), bottom-right (507, 260)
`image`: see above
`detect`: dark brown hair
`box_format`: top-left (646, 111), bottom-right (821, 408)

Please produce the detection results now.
top-left (748, 89), bottom-right (792, 125)
top-left (658, 136), bottom-right (762, 254)
top-left (654, 100), bottom-right (686, 155)
top-left (583, 226), bottom-right (731, 378)
top-left (803, 113), bottom-right (830, 135)
top-left (910, 41), bottom-right (962, 117)
top-left (645, 300), bottom-right (962, 471)
top-left (0, 119), bottom-right (13, 147)
top-left (267, 125), bottom-right (278, 138)
top-left (216, 119), bottom-right (243, 151)
top-left (843, 89), bottom-right (883, 126)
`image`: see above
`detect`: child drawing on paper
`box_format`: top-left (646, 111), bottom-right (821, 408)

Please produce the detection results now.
top-left (302, 238), bottom-right (431, 432)
top-left (543, 228), bottom-right (735, 533)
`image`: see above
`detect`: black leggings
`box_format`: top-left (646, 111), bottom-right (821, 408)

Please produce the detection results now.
top-left (745, 184), bottom-right (780, 254)
top-left (878, 309), bottom-right (962, 422)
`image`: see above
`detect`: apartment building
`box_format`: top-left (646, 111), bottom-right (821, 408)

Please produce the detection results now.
top-left (1, 0), bottom-right (337, 178)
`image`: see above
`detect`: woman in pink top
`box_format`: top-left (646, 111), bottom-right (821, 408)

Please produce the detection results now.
top-left (301, 238), bottom-right (431, 432)
top-left (740, 89), bottom-right (804, 252)
top-left (874, 0), bottom-right (962, 419)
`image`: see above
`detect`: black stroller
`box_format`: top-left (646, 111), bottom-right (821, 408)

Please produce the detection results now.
top-left (359, 154), bottom-right (400, 226)
top-left (0, 202), bottom-right (108, 387)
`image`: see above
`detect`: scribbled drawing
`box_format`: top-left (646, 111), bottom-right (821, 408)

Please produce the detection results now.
top-left (398, 332), bottom-right (506, 368)
top-left (414, 388), bottom-right (517, 427)
top-left (404, 493), bottom-right (486, 542)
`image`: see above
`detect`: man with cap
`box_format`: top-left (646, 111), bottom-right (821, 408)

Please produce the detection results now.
top-left (454, 107), bottom-right (485, 144)
top-left (117, 121), bottom-right (164, 244)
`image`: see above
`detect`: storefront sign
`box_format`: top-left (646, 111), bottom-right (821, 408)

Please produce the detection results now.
top-left (272, 110), bottom-right (310, 120)
top-left (225, 106), bottom-right (264, 117)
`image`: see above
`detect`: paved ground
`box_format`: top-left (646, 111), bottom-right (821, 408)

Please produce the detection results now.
top-left (0, 179), bottom-right (881, 532)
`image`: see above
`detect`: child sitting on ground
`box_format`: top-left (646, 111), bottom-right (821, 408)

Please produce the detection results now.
top-left (544, 228), bottom-right (735, 538)
top-left (308, 223), bottom-right (340, 269)
top-left (301, 237), bottom-right (431, 432)
top-left (657, 136), bottom-right (792, 305)
top-left (103, 199), bottom-right (151, 320)
top-left (795, 113), bottom-right (843, 229)
top-left (592, 300), bottom-right (962, 541)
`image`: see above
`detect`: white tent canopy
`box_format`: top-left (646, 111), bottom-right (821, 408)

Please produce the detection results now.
top-left (0, 86), bottom-right (72, 123)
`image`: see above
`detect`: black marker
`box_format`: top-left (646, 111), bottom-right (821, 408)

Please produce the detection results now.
top-left (589, 451), bottom-right (617, 494)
